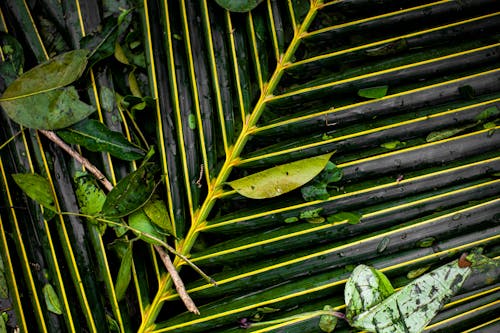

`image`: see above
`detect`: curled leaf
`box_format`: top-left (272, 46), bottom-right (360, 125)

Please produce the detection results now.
top-left (57, 119), bottom-right (145, 161)
top-left (12, 173), bottom-right (57, 212)
top-left (115, 243), bottom-right (133, 301)
top-left (43, 284), bottom-right (63, 315)
top-left (228, 152), bottom-right (334, 199)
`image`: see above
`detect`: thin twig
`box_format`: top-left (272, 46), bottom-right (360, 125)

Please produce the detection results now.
top-left (39, 129), bottom-right (113, 191)
top-left (154, 245), bottom-right (200, 315)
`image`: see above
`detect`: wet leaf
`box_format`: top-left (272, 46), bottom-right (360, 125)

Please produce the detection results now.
top-left (128, 210), bottom-right (165, 245)
top-left (12, 173), bottom-right (57, 212)
top-left (0, 50), bottom-right (95, 130)
top-left (143, 199), bottom-right (173, 234)
top-left (214, 0), bottom-right (265, 12)
top-left (74, 171), bottom-right (106, 217)
top-left (350, 259), bottom-right (472, 333)
top-left (475, 106), bottom-right (499, 121)
top-left (319, 305), bottom-right (338, 333)
top-left (58, 119), bottom-right (145, 161)
top-left (301, 162), bottom-right (342, 201)
top-left (345, 265), bottom-right (394, 321)
top-left (114, 242), bottom-right (133, 301)
top-left (101, 162), bottom-right (158, 218)
top-left (327, 211), bottom-right (362, 225)
top-left (43, 284), bottom-right (63, 315)
top-left (0, 33), bottom-right (24, 87)
top-left (358, 85), bottom-right (388, 99)
top-left (228, 152), bottom-right (334, 199)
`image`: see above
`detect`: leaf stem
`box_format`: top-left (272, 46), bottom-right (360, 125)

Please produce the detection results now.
top-left (38, 129), bottom-right (114, 191)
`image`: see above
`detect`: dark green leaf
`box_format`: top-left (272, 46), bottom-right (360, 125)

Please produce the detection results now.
top-left (228, 153), bottom-right (334, 199)
top-left (74, 171), bottom-right (106, 216)
top-left (0, 33), bottom-right (24, 88)
top-left (43, 284), bottom-right (63, 315)
top-left (128, 210), bottom-right (165, 245)
top-left (301, 162), bottom-right (342, 201)
top-left (319, 306), bottom-right (338, 333)
top-left (327, 211), bottom-right (362, 225)
top-left (12, 173), bottom-right (57, 212)
top-left (357, 85), bottom-right (388, 99)
top-left (214, 0), bottom-right (264, 12)
top-left (345, 265), bottom-right (394, 321)
top-left (80, 17), bottom-right (120, 67)
top-left (0, 255), bottom-right (8, 298)
top-left (101, 162), bottom-right (158, 218)
top-left (114, 243), bottom-right (133, 301)
top-left (58, 119), bottom-right (145, 161)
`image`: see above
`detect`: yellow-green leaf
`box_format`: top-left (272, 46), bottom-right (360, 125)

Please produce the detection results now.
top-left (228, 152), bottom-right (334, 199)
top-left (128, 210), bottom-right (165, 245)
top-left (143, 199), bottom-right (173, 234)
top-left (12, 173), bottom-right (57, 212)
top-left (43, 284), bottom-right (63, 315)
top-left (114, 243), bottom-right (133, 301)
top-left (319, 305), bottom-right (338, 333)
top-left (358, 85), bottom-right (388, 99)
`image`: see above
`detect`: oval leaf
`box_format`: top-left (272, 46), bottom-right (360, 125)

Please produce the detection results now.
top-left (58, 119), bottom-right (145, 161)
top-left (143, 199), bottom-right (173, 234)
top-left (319, 306), bottom-right (338, 333)
top-left (345, 265), bottom-right (394, 321)
top-left (12, 173), bottom-right (57, 212)
top-left (43, 284), bottom-right (63, 315)
top-left (228, 152), bottom-right (334, 199)
top-left (114, 243), bottom-right (133, 301)
top-left (74, 171), bottom-right (106, 216)
top-left (214, 0), bottom-right (264, 12)
top-left (101, 163), bottom-right (158, 218)
top-left (327, 211), bottom-right (362, 225)
top-left (350, 259), bottom-right (472, 333)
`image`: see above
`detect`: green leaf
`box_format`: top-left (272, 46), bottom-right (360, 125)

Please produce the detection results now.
top-left (327, 211), bottom-right (362, 225)
top-left (143, 199), bottom-right (173, 234)
top-left (57, 119), bottom-right (145, 161)
top-left (128, 209), bottom-right (165, 245)
top-left (228, 153), bottom-right (334, 199)
top-left (301, 162), bottom-right (343, 201)
top-left (74, 171), bottom-right (106, 216)
top-left (12, 173), bottom-right (57, 212)
top-left (80, 16), bottom-right (121, 67)
top-left (114, 242), bottom-right (133, 301)
top-left (425, 125), bottom-right (472, 142)
top-left (357, 85), bottom-right (389, 99)
top-left (101, 162), bottom-right (158, 218)
top-left (319, 306), bottom-right (338, 333)
top-left (475, 106), bottom-right (499, 121)
top-left (345, 265), bottom-right (394, 321)
top-left (0, 255), bottom-right (8, 298)
top-left (350, 259), bottom-right (472, 333)
top-left (380, 140), bottom-right (406, 149)
top-left (43, 284), bottom-right (63, 315)
top-left (0, 33), bottom-right (24, 87)
top-left (214, 0), bottom-right (264, 12)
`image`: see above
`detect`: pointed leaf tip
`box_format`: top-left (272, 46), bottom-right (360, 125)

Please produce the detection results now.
top-left (12, 173), bottom-right (57, 212)
top-left (228, 152), bottom-right (334, 199)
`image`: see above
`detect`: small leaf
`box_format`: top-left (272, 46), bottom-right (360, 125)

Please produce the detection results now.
top-left (214, 0), bottom-right (264, 12)
top-left (416, 237), bottom-right (435, 248)
top-left (128, 210), bottom-right (165, 245)
top-left (0, 311), bottom-right (6, 332)
top-left (426, 125), bottom-right (472, 142)
top-left (143, 199), bottom-right (173, 234)
top-left (80, 16), bottom-right (120, 67)
top-left (101, 162), bottom-right (158, 218)
top-left (74, 171), bottom-right (106, 217)
top-left (57, 119), bottom-right (145, 161)
top-left (300, 208), bottom-right (323, 220)
top-left (43, 284), bottom-right (63, 315)
top-left (12, 173), bottom-right (57, 212)
top-left (228, 152), bottom-right (334, 199)
top-left (284, 217), bottom-right (299, 223)
top-left (345, 265), bottom-right (394, 321)
top-left (114, 243), bottom-right (133, 301)
top-left (319, 305), bottom-right (338, 333)
top-left (380, 140), bottom-right (406, 149)
top-left (376, 237), bottom-right (390, 253)
top-left (106, 314), bottom-right (120, 332)
top-left (406, 266), bottom-right (431, 279)
top-left (358, 85), bottom-right (388, 99)
top-left (0, 256), bottom-right (8, 298)
top-left (475, 106), bottom-right (499, 121)
top-left (0, 34), bottom-right (24, 87)
top-left (188, 114), bottom-right (196, 130)
top-left (483, 121), bottom-right (496, 129)
top-left (350, 259), bottom-right (473, 333)
top-left (327, 211), bottom-right (362, 225)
